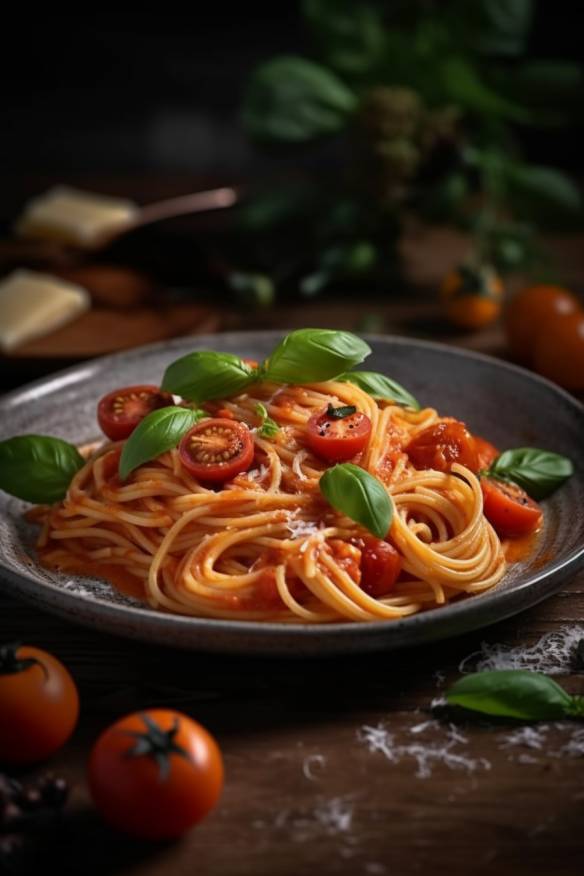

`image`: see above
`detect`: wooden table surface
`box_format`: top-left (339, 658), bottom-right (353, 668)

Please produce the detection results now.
top-left (2, 176), bottom-right (584, 874)
top-left (2, 576), bottom-right (584, 876)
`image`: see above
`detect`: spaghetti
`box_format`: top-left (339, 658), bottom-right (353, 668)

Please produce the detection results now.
top-left (33, 377), bottom-right (507, 623)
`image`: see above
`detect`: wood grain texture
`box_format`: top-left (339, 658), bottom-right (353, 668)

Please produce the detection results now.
top-left (1, 570), bottom-right (584, 876)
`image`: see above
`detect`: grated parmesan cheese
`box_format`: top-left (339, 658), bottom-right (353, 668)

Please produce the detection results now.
top-left (459, 625), bottom-right (584, 676)
top-left (358, 721), bottom-right (490, 779)
top-left (302, 753), bottom-right (326, 781)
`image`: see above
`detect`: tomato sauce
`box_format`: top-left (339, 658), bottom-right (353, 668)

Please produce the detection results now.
top-left (502, 530), bottom-right (541, 564)
top-left (39, 551), bottom-right (146, 600)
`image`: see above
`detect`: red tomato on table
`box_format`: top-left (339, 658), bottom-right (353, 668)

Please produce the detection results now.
top-left (0, 643), bottom-right (79, 764)
top-left (88, 709), bottom-right (224, 839)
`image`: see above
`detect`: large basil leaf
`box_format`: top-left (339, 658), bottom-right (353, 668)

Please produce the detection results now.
top-left (0, 435), bottom-right (84, 504)
top-left (242, 56), bottom-right (357, 143)
top-left (337, 371), bottom-right (420, 410)
top-left (488, 447), bottom-right (574, 499)
top-left (161, 352), bottom-right (257, 403)
top-left (319, 463), bottom-right (392, 539)
top-left (119, 407), bottom-right (203, 480)
top-left (264, 329), bottom-right (371, 384)
top-left (446, 670), bottom-right (573, 720)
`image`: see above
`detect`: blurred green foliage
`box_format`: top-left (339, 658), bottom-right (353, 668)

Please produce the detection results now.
top-left (233, 0), bottom-right (583, 299)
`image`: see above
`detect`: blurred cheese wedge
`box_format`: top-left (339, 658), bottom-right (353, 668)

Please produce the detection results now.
top-left (0, 269), bottom-right (90, 352)
top-left (15, 186), bottom-right (139, 247)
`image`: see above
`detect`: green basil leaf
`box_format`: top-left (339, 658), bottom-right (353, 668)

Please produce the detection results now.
top-left (446, 670), bottom-right (573, 720)
top-left (161, 351), bottom-right (257, 403)
top-left (319, 463), bottom-right (392, 539)
top-left (488, 447), bottom-right (574, 499)
top-left (242, 56), bottom-right (357, 143)
top-left (264, 329), bottom-right (371, 384)
top-left (337, 371), bottom-right (420, 410)
top-left (255, 403), bottom-right (280, 439)
top-left (119, 407), bottom-right (201, 480)
top-left (0, 435), bottom-right (84, 504)
top-left (326, 404), bottom-right (356, 419)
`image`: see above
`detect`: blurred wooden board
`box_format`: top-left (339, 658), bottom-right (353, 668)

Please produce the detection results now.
top-left (4, 304), bottom-right (221, 359)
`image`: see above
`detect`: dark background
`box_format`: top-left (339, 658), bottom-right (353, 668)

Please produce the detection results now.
top-left (2, 3), bottom-right (583, 186)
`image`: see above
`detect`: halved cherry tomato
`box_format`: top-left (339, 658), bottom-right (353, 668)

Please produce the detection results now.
top-left (98, 385), bottom-right (174, 441)
top-left (88, 709), bottom-right (223, 839)
top-left (406, 421), bottom-right (478, 472)
top-left (0, 643), bottom-right (79, 764)
top-left (306, 407), bottom-right (372, 462)
top-left (475, 435), bottom-right (499, 470)
top-left (179, 418), bottom-right (254, 483)
top-left (359, 538), bottom-right (401, 597)
top-left (242, 358), bottom-right (259, 369)
top-left (481, 478), bottom-right (543, 538)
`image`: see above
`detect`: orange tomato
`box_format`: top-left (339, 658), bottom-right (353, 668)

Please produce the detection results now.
top-left (0, 643), bottom-right (79, 764)
top-left (533, 311), bottom-right (584, 391)
top-left (441, 265), bottom-right (503, 330)
top-left (504, 284), bottom-right (579, 363)
top-left (88, 709), bottom-right (224, 839)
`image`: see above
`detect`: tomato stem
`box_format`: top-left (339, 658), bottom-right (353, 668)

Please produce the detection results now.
top-left (122, 713), bottom-right (192, 781)
top-left (0, 642), bottom-right (48, 681)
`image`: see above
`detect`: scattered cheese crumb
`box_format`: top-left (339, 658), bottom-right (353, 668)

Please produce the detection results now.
top-left (358, 722), bottom-right (490, 779)
top-left (459, 626), bottom-right (584, 675)
top-left (302, 753), bottom-right (326, 781)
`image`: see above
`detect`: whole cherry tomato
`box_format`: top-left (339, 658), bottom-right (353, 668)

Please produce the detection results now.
top-left (306, 405), bottom-right (371, 462)
top-left (481, 478), bottom-right (543, 538)
top-left (533, 310), bottom-right (584, 391)
top-left (0, 643), bottom-right (79, 764)
top-left (179, 418), bottom-right (254, 483)
top-left (88, 709), bottom-right (224, 839)
top-left (504, 284), bottom-right (579, 363)
top-left (406, 421), bottom-right (478, 473)
top-left (98, 386), bottom-right (174, 441)
top-left (440, 264), bottom-right (503, 330)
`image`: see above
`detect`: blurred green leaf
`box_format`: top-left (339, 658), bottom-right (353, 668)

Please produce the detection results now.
top-left (242, 56), bottom-right (357, 143)
top-left (440, 56), bottom-right (530, 121)
top-left (228, 272), bottom-right (275, 308)
top-left (236, 185), bottom-right (315, 233)
top-left (300, 240), bottom-right (377, 296)
top-left (456, 0), bottom-right (534, 57)
top-left (303, 0), bottom-right (386, 77)
top-left (507, 164), bottom-right (582, 213)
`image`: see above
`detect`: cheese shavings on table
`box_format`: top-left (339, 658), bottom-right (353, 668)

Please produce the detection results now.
top-left (15, 186), bottom-right (139, 247)
top-left (0, 270), bottom-right (90, 352)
